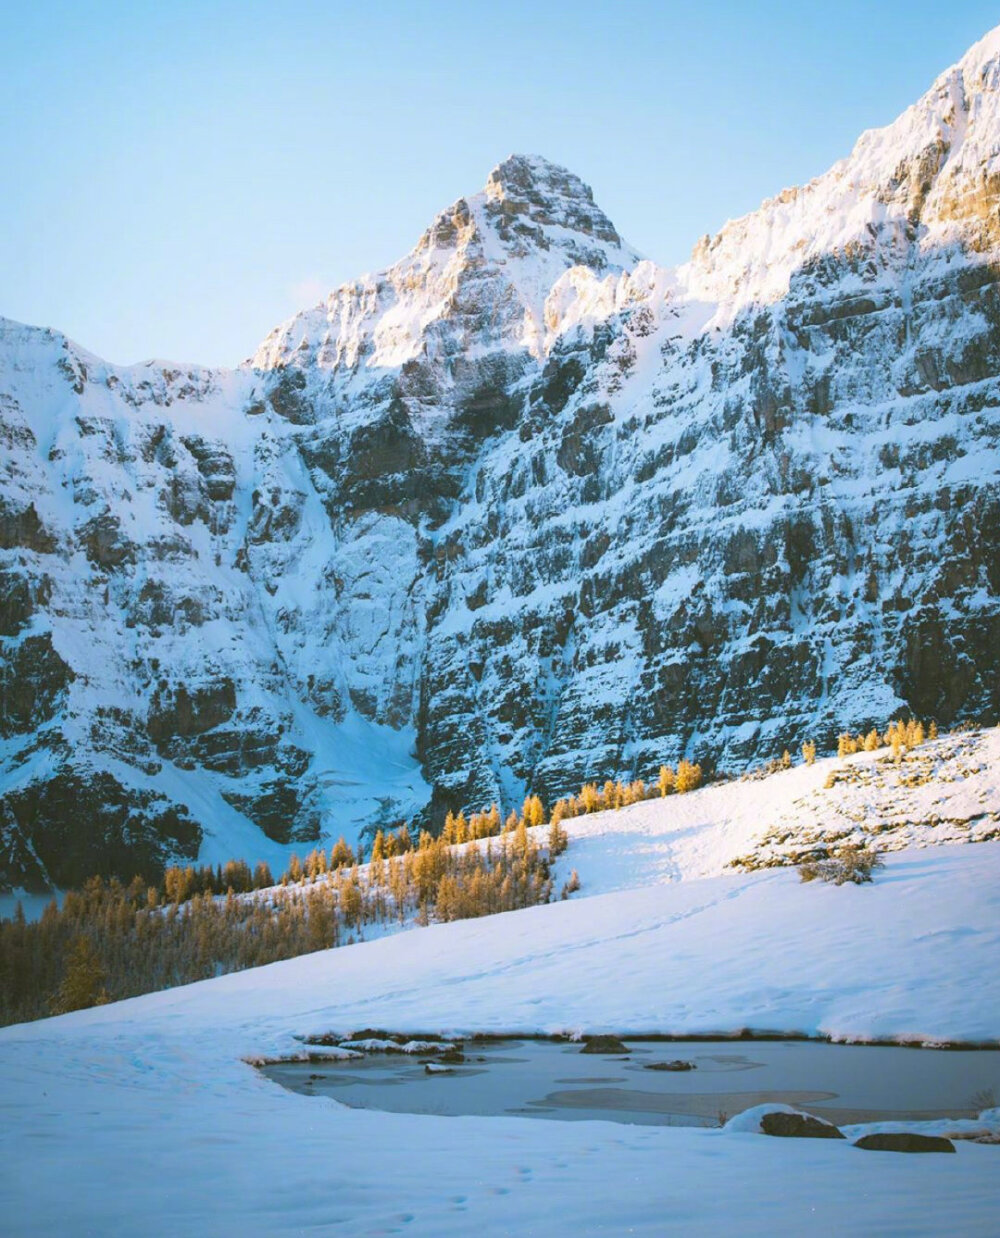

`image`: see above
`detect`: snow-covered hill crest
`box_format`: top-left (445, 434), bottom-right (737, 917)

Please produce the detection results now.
top-left (2, 30), bottom-right (1000, 886)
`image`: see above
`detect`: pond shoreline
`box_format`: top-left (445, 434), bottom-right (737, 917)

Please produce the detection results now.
top-left (259, 1035), bottom-right (1000, 1132)
top-left (292, 1029), bottom-right (1000, 1055)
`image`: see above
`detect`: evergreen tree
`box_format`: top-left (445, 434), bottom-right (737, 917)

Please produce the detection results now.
top-left (329, 837), bottom-right (354, 870)
top-left (526, 795), bottom-right (545, 828)
top-left (675, 759), bottom-right (702, 794)
top-left (51, 936), bottom-right (108, 1014)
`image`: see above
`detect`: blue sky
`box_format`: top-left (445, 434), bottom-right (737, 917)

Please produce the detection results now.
top-left (2, 1), bottom-right (997, 366)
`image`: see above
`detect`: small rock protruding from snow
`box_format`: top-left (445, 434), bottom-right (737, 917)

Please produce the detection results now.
top-left (724, 1103), bottom-right (840, 1136)
top-left (853, 1132), bottom-right (956, 1153)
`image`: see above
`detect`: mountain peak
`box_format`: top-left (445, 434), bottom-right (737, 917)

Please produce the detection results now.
top-left (485, 153), bottom-right (592, 203)
top-left (481, 153), bottom-right (625, 249)
top-left (252, 153), bottom-right (641, 371)
top-left (953, 21), bottom-right (1000, 88)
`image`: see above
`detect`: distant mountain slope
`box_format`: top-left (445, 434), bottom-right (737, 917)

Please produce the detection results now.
top-left (2, 31), bottom-right (1000, 887)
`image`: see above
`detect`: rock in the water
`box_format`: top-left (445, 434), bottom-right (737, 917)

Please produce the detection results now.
top-left (580, 1035), bottom-right (630, 1055)
top-left (853, 1133), bottom-right (956, 1153)
top-left (435, 1047), bottom-right (466, 1064)
top-left (761, 1112), bottom-right (846, 1139)
top-left (644, 1059), bottom-right (697, 1072)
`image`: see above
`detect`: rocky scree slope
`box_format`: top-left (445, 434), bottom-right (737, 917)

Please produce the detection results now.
top-left (2, 35), bottom-right (1000, 888)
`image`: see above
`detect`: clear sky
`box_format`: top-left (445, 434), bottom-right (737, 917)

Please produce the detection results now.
top-left (2, 0), bottom-right (997, 367)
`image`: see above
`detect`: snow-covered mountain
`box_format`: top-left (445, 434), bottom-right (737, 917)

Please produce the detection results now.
top-left (2, 31), bottom-right (1000, 888)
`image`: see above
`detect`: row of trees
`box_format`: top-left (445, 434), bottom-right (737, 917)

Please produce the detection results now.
top-left (835, 717), bottom-right (936, 759)
top-left (548, 760), bottom-right (703, 826)
top-left (0, 820), bottom-right (569, 1027)
top-left (158, 836), bottom-right (365, 905)
top-left (161, 859), bottom-right (275, 904)
top-left (269, 763), bottom-right (703, 903)
top-left (744, 717), bottom-right (939, 780)
top-left (439, 717), bottom-right (939, 833)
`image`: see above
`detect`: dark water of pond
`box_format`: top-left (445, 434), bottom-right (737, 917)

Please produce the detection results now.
top-left (261, 1038), bottom-right (1000, 1129)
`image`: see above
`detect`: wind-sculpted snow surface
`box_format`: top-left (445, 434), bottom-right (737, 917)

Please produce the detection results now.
top-left (3, 35), bottom-right (1000, 882)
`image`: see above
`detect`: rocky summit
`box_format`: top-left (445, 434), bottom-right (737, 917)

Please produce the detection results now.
top-left (2, 35), bottom-right (1000, 888)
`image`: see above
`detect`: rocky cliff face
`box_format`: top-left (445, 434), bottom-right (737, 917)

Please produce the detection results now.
top-left (3, 39), bottom-right (1000, 888)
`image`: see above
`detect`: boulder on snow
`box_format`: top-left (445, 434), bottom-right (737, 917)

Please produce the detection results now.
top-left (580, 1035), bottom-right (630, 1055)
top-left (853, 1133), bottom-right (956, 1153)
top-left (761, 1111), bottom-right (845, 1139)
top-left (724, 1104), bottom-right (844, 1137)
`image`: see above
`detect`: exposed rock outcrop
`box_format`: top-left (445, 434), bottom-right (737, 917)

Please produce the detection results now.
top-left (761, 1111), bottom-right (845, 1139)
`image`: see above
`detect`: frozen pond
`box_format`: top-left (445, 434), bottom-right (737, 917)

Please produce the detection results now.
top-left (262, 1038), bottom-right (1000, 1128)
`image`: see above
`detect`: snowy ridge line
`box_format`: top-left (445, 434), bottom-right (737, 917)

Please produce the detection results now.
top-left (252, 27), bottom-right (1000, 372)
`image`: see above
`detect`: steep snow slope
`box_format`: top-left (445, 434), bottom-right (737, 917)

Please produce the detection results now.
top-left (683, 25), bottom-right (1000, 313)
top-left (3, 32), bottom-right (1000, 885)
top-left (0, 320), bottom-right (431, 886)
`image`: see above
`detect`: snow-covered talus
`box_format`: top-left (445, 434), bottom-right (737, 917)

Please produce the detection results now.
top-left (2, 33), bottom-right (1000, 887)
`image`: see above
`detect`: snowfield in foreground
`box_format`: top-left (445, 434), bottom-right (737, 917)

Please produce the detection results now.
top-left (2, 740), bottom-right (1000, 1237)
